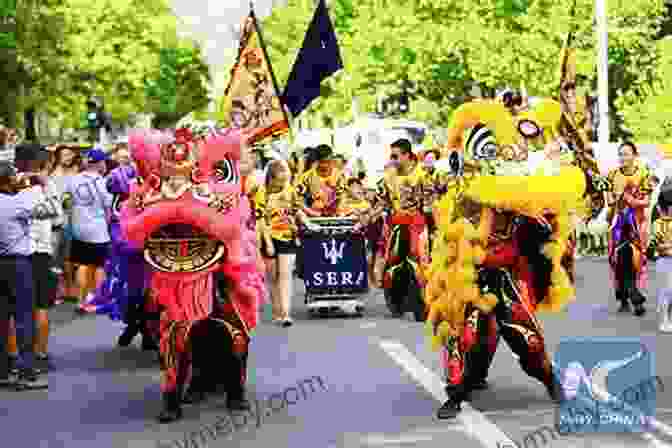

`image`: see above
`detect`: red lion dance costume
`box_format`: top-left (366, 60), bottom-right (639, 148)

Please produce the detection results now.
top-left (122, 128), bottom-right (265, 422)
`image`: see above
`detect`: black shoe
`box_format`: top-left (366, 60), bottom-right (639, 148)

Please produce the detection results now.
top-left (141, 335), bottom-right (159, 351)
top-left (634, 303), bottom-right (646, 317)
top-left (15, 370), bottom-right (48, 390)
top-left (227, 395), bottom-right (251, 411)
top-left (437, 397), bottom-right (461, 419)
top-left (118, 325), bottom-right (139, 347)
top-left (158, 392), bottom-right (182, 423)
top-left (618, 301), bottom-right (631, 312)
top-left (34, 354), bottom-right (54, 374)
top-left (0, 372), bottom-right (18, 388)
top-left (8, 356), bottom-right (19, 375)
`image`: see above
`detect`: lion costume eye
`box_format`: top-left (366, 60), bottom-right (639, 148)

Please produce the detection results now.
top-left (466, 123), bottom-right (497, 160)
top-left (213, 157), bottom-right (238, 184)
top-left (517, 119), bottom-right (542, 139)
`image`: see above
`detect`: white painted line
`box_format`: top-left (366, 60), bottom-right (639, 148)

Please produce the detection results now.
top-left (649, 419), bottom-right (672, 440)
top-left (481, 408), bottom-right (555, 417)
top-left (643, 432), bottom-right (672, 448)
top-left (379, 340), bottom-right (516, 448)
top-left (362, 435), bottom-right (441, 445)
top-left (360, 425), bottom-right (469, 445)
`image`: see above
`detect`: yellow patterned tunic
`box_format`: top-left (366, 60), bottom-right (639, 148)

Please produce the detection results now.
top-left (653, 216), bottom-right (672, 258)
top-left (254, 184), bottom-right (303, 242)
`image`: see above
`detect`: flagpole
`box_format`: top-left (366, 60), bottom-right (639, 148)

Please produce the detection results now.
top-left (595, 0), bottom-right (610, 145)
top-left (250, 1), bottom-right (296, 147)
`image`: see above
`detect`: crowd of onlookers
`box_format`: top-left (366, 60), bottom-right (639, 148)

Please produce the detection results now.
top-left (0, 124), bottom-right (132, 390)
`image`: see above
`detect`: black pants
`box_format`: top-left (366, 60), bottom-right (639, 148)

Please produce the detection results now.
top-left (615, 244), bottom-right (646, 306)
top-left (189, 318), bottom-right (247, 399)
top-left (0, 256), bottom-right (35, 376)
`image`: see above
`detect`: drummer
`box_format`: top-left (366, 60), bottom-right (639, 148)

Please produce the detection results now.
top-left (338, 177), bottom-right (372, 223)
top-left (294, 145), bottom-right (347, 218)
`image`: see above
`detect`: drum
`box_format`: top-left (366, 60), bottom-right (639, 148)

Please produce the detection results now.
top-left (300, 218), bottom-right (367, 316)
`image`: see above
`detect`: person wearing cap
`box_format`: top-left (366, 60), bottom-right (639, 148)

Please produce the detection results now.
top-left (14, 144), bottom-right (63, 374)
top-left (0, 160), bottom-right (56, 389)
top-left (64, 148), bottom-right (114, 312)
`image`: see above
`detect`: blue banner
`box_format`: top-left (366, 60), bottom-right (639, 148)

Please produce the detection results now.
top-left (302, 232), bottom-right (367, 294)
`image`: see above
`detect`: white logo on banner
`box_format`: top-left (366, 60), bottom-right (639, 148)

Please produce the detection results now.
top-left (322, 239), bottom-right (345, 265)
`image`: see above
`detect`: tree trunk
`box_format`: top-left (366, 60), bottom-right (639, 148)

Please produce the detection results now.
top-left (24, 107), bottom-right (36, 141)
top-left (0, 82), bottom-right (19, 128)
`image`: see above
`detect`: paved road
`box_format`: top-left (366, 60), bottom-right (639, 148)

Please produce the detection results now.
top-left (2, 258), bottom-right (672, 448)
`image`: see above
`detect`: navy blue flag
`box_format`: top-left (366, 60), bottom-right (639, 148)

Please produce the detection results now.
top-left (281, 0), bottom-right (343, 117)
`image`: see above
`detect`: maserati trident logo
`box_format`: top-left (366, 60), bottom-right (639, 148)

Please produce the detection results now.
top-left (322, 239), bottom-right (345, 265)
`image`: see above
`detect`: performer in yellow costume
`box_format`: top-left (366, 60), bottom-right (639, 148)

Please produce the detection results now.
top-left (428, 77), bottom-right (591, 418)
top-left (374, 139), bottom-right (430, 320)
top-left (606, 142), bottom-right (653, 316)
top-left (427, 148), bottom-right (585, 419)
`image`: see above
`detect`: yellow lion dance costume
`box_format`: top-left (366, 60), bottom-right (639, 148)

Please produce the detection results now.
top-left (431, 96), bottom-right (587, 420)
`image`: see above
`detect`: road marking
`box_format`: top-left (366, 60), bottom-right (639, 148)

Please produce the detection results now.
top-left (362, 435), bottom-right (444, 445)
top-left (379, 340), bottom-right (516, 448)
top-left (649, 419), bottom-right (672, 440)
top-left (642, 432), bottom-right (672, 448)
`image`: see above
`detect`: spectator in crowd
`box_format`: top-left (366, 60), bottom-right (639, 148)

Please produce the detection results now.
top-left (15, 144), bottom-right (63, 373)
top-left (0, 160), bottom-right (56, 389)
top-left (0, 126), bottom-right (17, 162)
top-left (50, 145), bottom-right (82, 302)
top-left (65, 149), bottom-right (113, 313)
top-left (115, 147), bottom-right (131, 166)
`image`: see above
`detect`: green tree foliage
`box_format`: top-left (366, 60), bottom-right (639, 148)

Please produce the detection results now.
top-left (7, 0), bottom-right (210, 130)
top-left (145, 44), bottom-right (211, 128)
top-left (617, 38), bottom-right (672, 142)
top-left (259, 0), bottom-right (664, 132)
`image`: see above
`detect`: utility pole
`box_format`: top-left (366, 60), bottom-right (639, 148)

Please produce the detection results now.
top-left (596, 0), bottom-right (610, 145)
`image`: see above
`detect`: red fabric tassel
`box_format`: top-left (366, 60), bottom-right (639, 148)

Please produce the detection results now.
top-left (151, 269), bottom-right (214, 322)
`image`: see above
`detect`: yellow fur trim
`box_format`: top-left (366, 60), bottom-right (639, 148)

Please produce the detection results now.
top-left (425, 167), bottom-right (581, 350)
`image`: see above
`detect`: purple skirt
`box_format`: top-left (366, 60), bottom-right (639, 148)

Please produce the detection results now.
top-left (89, 222), bottom-right (149, 321)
